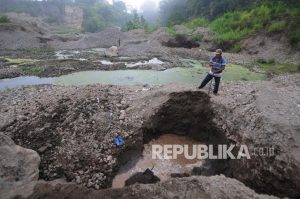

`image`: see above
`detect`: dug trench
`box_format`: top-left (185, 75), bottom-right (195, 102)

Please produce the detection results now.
top-left (114, 91), bottom-right (229, 188)
top-left (140, 91), bottom-right (229, 176)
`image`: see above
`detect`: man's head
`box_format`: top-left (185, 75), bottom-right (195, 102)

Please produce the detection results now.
top-left (215, 49), bottom-right (222, 58)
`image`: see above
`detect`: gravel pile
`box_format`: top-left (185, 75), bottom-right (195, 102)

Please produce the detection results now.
top-left (0, 85), bottom-right (145, 189)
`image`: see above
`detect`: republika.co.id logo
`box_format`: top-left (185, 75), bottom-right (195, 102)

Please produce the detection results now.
top-left (152, 144), bottom-right (275, 160)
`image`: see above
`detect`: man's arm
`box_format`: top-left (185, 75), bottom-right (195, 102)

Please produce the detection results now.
top-left (219, 58), bottom-right (227, 72)
top-left (221, 65), bottom-right (225, 71)
top-left (212, 66), bottom-right (224, 73)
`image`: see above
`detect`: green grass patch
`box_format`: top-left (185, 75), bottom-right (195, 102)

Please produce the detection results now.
top-left (191, 34), bottom-right (204, 42)
top-left (229, 43), bottom-right (242, 53)
top-left (0, 16), bottom-right (10, 23)
top-left (223, 64), bottom-right (266, 81)
top-left (174, 32), bottom-right (185, 40)
top-left (209, 3), bottom-right (300, 44)
top-left (288, 27), bottom-right (300, 44)
top-left (256, 62), bottom-right (300, 74)
top-left (268, 20), bottom-right (286, 32)
top-left (166, 26), bottom-right (177, 35)
top-left (21, 66), bottom-right (45, 75)
top-left (4, 58), bottom-right (34, 64)
top-left (144, 25), bottom-right (158, 33)
top-left (183, 17), bottom-right (208, 30)
top-left (3, 87), bottom-right (13, 92)
top-left (26, 48), bottom-right (55, 55)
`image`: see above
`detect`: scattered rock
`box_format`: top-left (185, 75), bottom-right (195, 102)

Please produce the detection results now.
top-left (119, 110), bottom-right (126, 120)
top-left (28, 175), bottom-right (279, 199)
top-left (106, 46), bottom-right (118, 57)
top-left (125, 169), bottom-right (160, 186)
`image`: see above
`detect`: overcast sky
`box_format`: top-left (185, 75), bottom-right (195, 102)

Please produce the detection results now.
top-left (108, 0), bottom-right (161, 11)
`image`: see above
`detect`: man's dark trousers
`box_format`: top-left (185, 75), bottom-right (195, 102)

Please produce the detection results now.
top-left (199, 74), bottom-right (221, 94)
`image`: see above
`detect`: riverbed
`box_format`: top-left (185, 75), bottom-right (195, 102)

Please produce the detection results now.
top-left (0, 59), bottom-right (265, 90)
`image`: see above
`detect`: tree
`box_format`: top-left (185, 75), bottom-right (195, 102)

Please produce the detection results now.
top-left (112, 0), bottom-right (126, 12)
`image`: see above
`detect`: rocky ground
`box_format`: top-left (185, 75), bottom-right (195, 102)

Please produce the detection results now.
top-left (0, 12), bottom-right (300, 199)
top-left (0, 75), bottom-right (299, 199)
top-left (1, 14), bottom-right (299, 80)
top-left (27, 175), bottom-right (279, 199)
top-left (0, 55), bottom-right (180, 79)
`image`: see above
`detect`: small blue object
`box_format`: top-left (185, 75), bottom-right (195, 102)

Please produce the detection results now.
top-left (114, 136), bottom-right (124, 146)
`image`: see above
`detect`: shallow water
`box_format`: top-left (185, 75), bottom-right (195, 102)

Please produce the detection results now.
top-left (54, 60), bottom-right (265, 86)
top-left (54, 65), bottom-right (205, 86)
top-left (112, 134), bottom-right (203, 188)
top-left (0, 60), bottom-right (265, 90)
top-left (0, 76), bottom-right (53, 90)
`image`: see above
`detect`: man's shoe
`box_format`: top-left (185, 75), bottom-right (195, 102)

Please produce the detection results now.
top-left (213, 92), bottom-right (219, 96)
top-left (198, 86), bottom-right (203, 89)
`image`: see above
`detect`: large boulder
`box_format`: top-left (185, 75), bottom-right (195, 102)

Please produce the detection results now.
top-left (106, 46), bottom-right (118, 57)
top-left (0, 133), bottom-right (40, 199)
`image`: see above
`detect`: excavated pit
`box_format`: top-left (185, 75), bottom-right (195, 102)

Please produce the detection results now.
top-left (2, 86), bottom-right (297, 198)
top-left (114, 91), bottom-right (298, 198)
top-left (142, 91), bottom-right (230, 175)
top-left (113, 91), bottom-right (230, 188)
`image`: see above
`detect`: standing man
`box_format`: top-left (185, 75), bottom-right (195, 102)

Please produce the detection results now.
top-left (198, 49), bottom-right (227, 95)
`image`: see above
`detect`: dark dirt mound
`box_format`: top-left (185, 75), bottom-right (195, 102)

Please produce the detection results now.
top-left (162, 34), bottom-right (200, 49)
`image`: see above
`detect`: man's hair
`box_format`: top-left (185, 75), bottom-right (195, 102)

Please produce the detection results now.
top-left (216, 49), bottom-right (222, 54)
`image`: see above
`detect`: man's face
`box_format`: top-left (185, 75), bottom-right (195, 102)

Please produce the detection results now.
top-left (215, 53), bottom-right (221, 58)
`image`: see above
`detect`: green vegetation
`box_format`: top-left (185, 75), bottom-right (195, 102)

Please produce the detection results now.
top-left (191, 34), bottom-right (204, 42)
top-left (0, 0), bottom-right (132, 33)
top-left (4, 58), bottom-right (34, 64)
top-left (160, 0), bottom-right (300, 48)
top-left (3, 87), bottom-right (12, 92)
top-left (81, 1), bottom-right (131, 33)
top-left (0, 0), bottom-right (68, 24)
top-left (209, 4), bottom-right (300, 44)
top-left (159, 0), bottom-right (258, 25)
top-left (166, 26), bottom-right (186, 40)
top-left (26, 48), bottom-right (55, 56)
top-left (224, 64), bottom-right (266, 81)
top-left (256, 59), bottom-right (300, 74)
top-left (0, 15), bottom-right (10, 23)
top-left (125, 11), bottom-right (158, 33)
top-left (144, 26), bottom-right (158, 33)
top-left (21, 66), bottom-right (45, 76)
top-left (229, 43), bottom-right (242, 53)
top-left (183, 17), bottom-right (208, 30)
top-left (166, 26), bottom-right (177, 35)
top-left (125, 11), bottom-right (149, 32)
